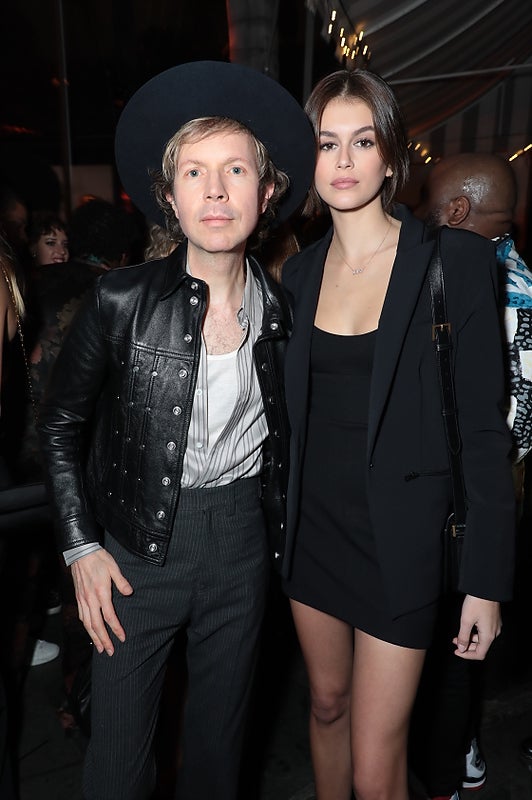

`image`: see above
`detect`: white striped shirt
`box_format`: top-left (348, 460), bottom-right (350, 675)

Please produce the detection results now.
top-left (181, 261), bottom-right (267, 488)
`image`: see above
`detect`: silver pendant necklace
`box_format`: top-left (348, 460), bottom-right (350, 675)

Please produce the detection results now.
top-left (333, 220), bottom-right (392, 276)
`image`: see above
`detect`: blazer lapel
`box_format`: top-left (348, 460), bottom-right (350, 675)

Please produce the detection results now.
top-left (367, 215), bottom-right (435, 458)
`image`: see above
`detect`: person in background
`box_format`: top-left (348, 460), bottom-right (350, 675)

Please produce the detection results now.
top-left (10, 198), bottom-right (140, 718)
top-left (143, 222), bottom-right (177, 261)
top-left (66, 197), bottom-right (137, 271)
top-left (0, 233), bottom-right (59, 672)
top-left (413, 151), bottom-right (532, 798)
top-left (28, 212), bottom-right (69, 267)
top-left (417, 151), bottom-right (532, 463)
top-left (0, 238), bottom-right (27, 799)
top-left (37, 61), bottom-right (314, 800)
top-left (0, 185), bottom-right (28, 266)
top-left (281, 70), bottom-right (515, 800)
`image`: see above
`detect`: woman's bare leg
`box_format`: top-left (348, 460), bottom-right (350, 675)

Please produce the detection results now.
top-left (350, 629), bottom-right (426, 800)
top-left (290, 599), bottom-right (354, 800)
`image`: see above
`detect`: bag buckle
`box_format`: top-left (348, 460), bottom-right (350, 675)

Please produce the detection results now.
top-left (432, 322), bottom-right (451, 341)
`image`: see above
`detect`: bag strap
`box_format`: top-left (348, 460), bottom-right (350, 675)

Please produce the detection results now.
top-left (427, 228), bottom-right (467, 526)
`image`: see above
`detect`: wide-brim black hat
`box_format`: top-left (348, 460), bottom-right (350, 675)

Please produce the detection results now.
top-left (115, 60), bottom-right (316, 226)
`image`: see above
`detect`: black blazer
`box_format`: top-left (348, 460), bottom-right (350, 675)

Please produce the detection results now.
top-left (282, 205), bottom-right (515, 617)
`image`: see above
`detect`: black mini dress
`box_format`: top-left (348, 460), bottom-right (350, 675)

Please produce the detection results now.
top-left (284, 326), bottom-right (436, 649)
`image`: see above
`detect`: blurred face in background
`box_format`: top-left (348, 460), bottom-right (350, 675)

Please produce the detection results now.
top-left (33, 227), bottom-right (69, 265)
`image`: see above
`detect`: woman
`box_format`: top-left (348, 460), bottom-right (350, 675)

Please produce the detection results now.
top-left (282, 70), bottom-right (515, 800)
top-left (28, 212), bottom-right (69, 266)
top-left (0, 238), bottom-right (25, 799)
top-left (0, 240), bottom-right (23, 416)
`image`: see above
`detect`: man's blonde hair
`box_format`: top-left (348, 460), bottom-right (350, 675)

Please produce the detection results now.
top-left (151, 117), bottom-right (289, 245)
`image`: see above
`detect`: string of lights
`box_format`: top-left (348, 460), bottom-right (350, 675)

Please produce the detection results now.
top-left (325, 2), bottom-right (371, 67)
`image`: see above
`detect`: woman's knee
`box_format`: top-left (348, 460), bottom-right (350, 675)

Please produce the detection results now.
top-left (352, 768), bottom-right (395, 800)
top-left (309, 685), bottom-right (350, 726)
top-left (352, 746), bottom-right (406, 800)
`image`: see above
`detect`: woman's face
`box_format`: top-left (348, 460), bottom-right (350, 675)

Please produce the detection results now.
top-left (34, 227), bottom-right (69, 265)
top-left (314, 97), bottom-right (392, 213)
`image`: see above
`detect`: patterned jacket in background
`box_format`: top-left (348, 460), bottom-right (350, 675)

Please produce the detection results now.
top-left (498, 236), bottom-right (532, 463)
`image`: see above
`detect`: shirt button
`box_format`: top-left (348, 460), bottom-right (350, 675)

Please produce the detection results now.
top-left (190, 296), bottom-right (199, 306)
top-left (151, 370), bottom-right (158, 377)
top-left (183, 333), bottom-right (192, 343)
top-left (161, 477), bottom-right (171, 486)
top-left (178, 368), bottom-right (188, 379)
top-left (190, 281), bottom-right (199, 290)
top-left (196, 388), bottom-right (203, 396)
top-left (133, 366), bottom-right (139, 373)
top-left (261, 362), bottom-right (268, 372)
top-left (156, 510), bottom-right (166, 520)
top-left (270, 321), bottom-right (279, 331)
top-left (172, 406), bottom-right (182, 416)
top-left (167, 441), bottom-right (177, 451)
top-left (148, 542), bottom-right (158, 553)
top-left (196, 442), bottom-right (203, 449)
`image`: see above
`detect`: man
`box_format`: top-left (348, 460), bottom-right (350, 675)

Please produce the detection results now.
top-left (412, 151), bottom-right (532, 800)
top-left (418, 151), bottom-right (532, 463)
top-left (38, 61), bottom-right (314, 800)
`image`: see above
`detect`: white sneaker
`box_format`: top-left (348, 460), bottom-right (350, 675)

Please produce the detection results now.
top-left (462, 737), bottom-right (486, 789)
top-left (30, 639), bottom-right (60, 666)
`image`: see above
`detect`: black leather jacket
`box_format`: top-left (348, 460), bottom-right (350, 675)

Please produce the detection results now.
top-left (38, 243), bottom-right (291, 568)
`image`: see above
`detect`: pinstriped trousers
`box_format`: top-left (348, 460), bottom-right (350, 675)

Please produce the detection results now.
top-left (82, 478), bottom-right (269, 800)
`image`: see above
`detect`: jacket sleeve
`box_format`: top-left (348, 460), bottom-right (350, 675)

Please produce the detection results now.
top-left (38, 282), bottom-right (108, 553)
top-left (446, 230), bottom-right (516, 600)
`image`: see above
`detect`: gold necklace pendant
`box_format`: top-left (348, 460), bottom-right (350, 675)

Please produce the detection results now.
top-left (334, 220), bottom-right (392, 276)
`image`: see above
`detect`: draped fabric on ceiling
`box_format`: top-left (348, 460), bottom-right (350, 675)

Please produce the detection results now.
top-left (306, 0), bottom-right (532, 160)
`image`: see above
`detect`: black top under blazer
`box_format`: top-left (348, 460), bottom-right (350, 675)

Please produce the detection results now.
top-left (282, 205), bottom-right (515, 618)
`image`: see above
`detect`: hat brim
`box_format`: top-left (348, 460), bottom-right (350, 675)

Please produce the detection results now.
top-left (114, 60), bottom-right (316, 227)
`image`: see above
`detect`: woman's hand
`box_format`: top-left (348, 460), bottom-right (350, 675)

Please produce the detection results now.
top-left (453, 594), bottom-right (501, 660)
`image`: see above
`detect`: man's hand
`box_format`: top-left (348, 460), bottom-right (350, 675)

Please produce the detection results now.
top-left (71, 549), bottom-right (133, 656)
top-left (453, 594), bottom-right (501, 660)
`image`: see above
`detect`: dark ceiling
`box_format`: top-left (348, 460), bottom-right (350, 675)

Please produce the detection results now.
top-left (1, 0), bottom-right (335, 166)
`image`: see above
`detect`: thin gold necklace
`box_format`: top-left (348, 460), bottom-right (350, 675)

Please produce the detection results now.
top-left (333, 220), bottom-right (392, 276)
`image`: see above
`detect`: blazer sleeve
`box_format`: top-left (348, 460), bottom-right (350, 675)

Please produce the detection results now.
top-left (444, 229), bottom-right (516, 600)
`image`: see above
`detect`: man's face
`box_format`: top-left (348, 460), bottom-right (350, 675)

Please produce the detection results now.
top-left (167, 130), bottom-right (272, 258)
